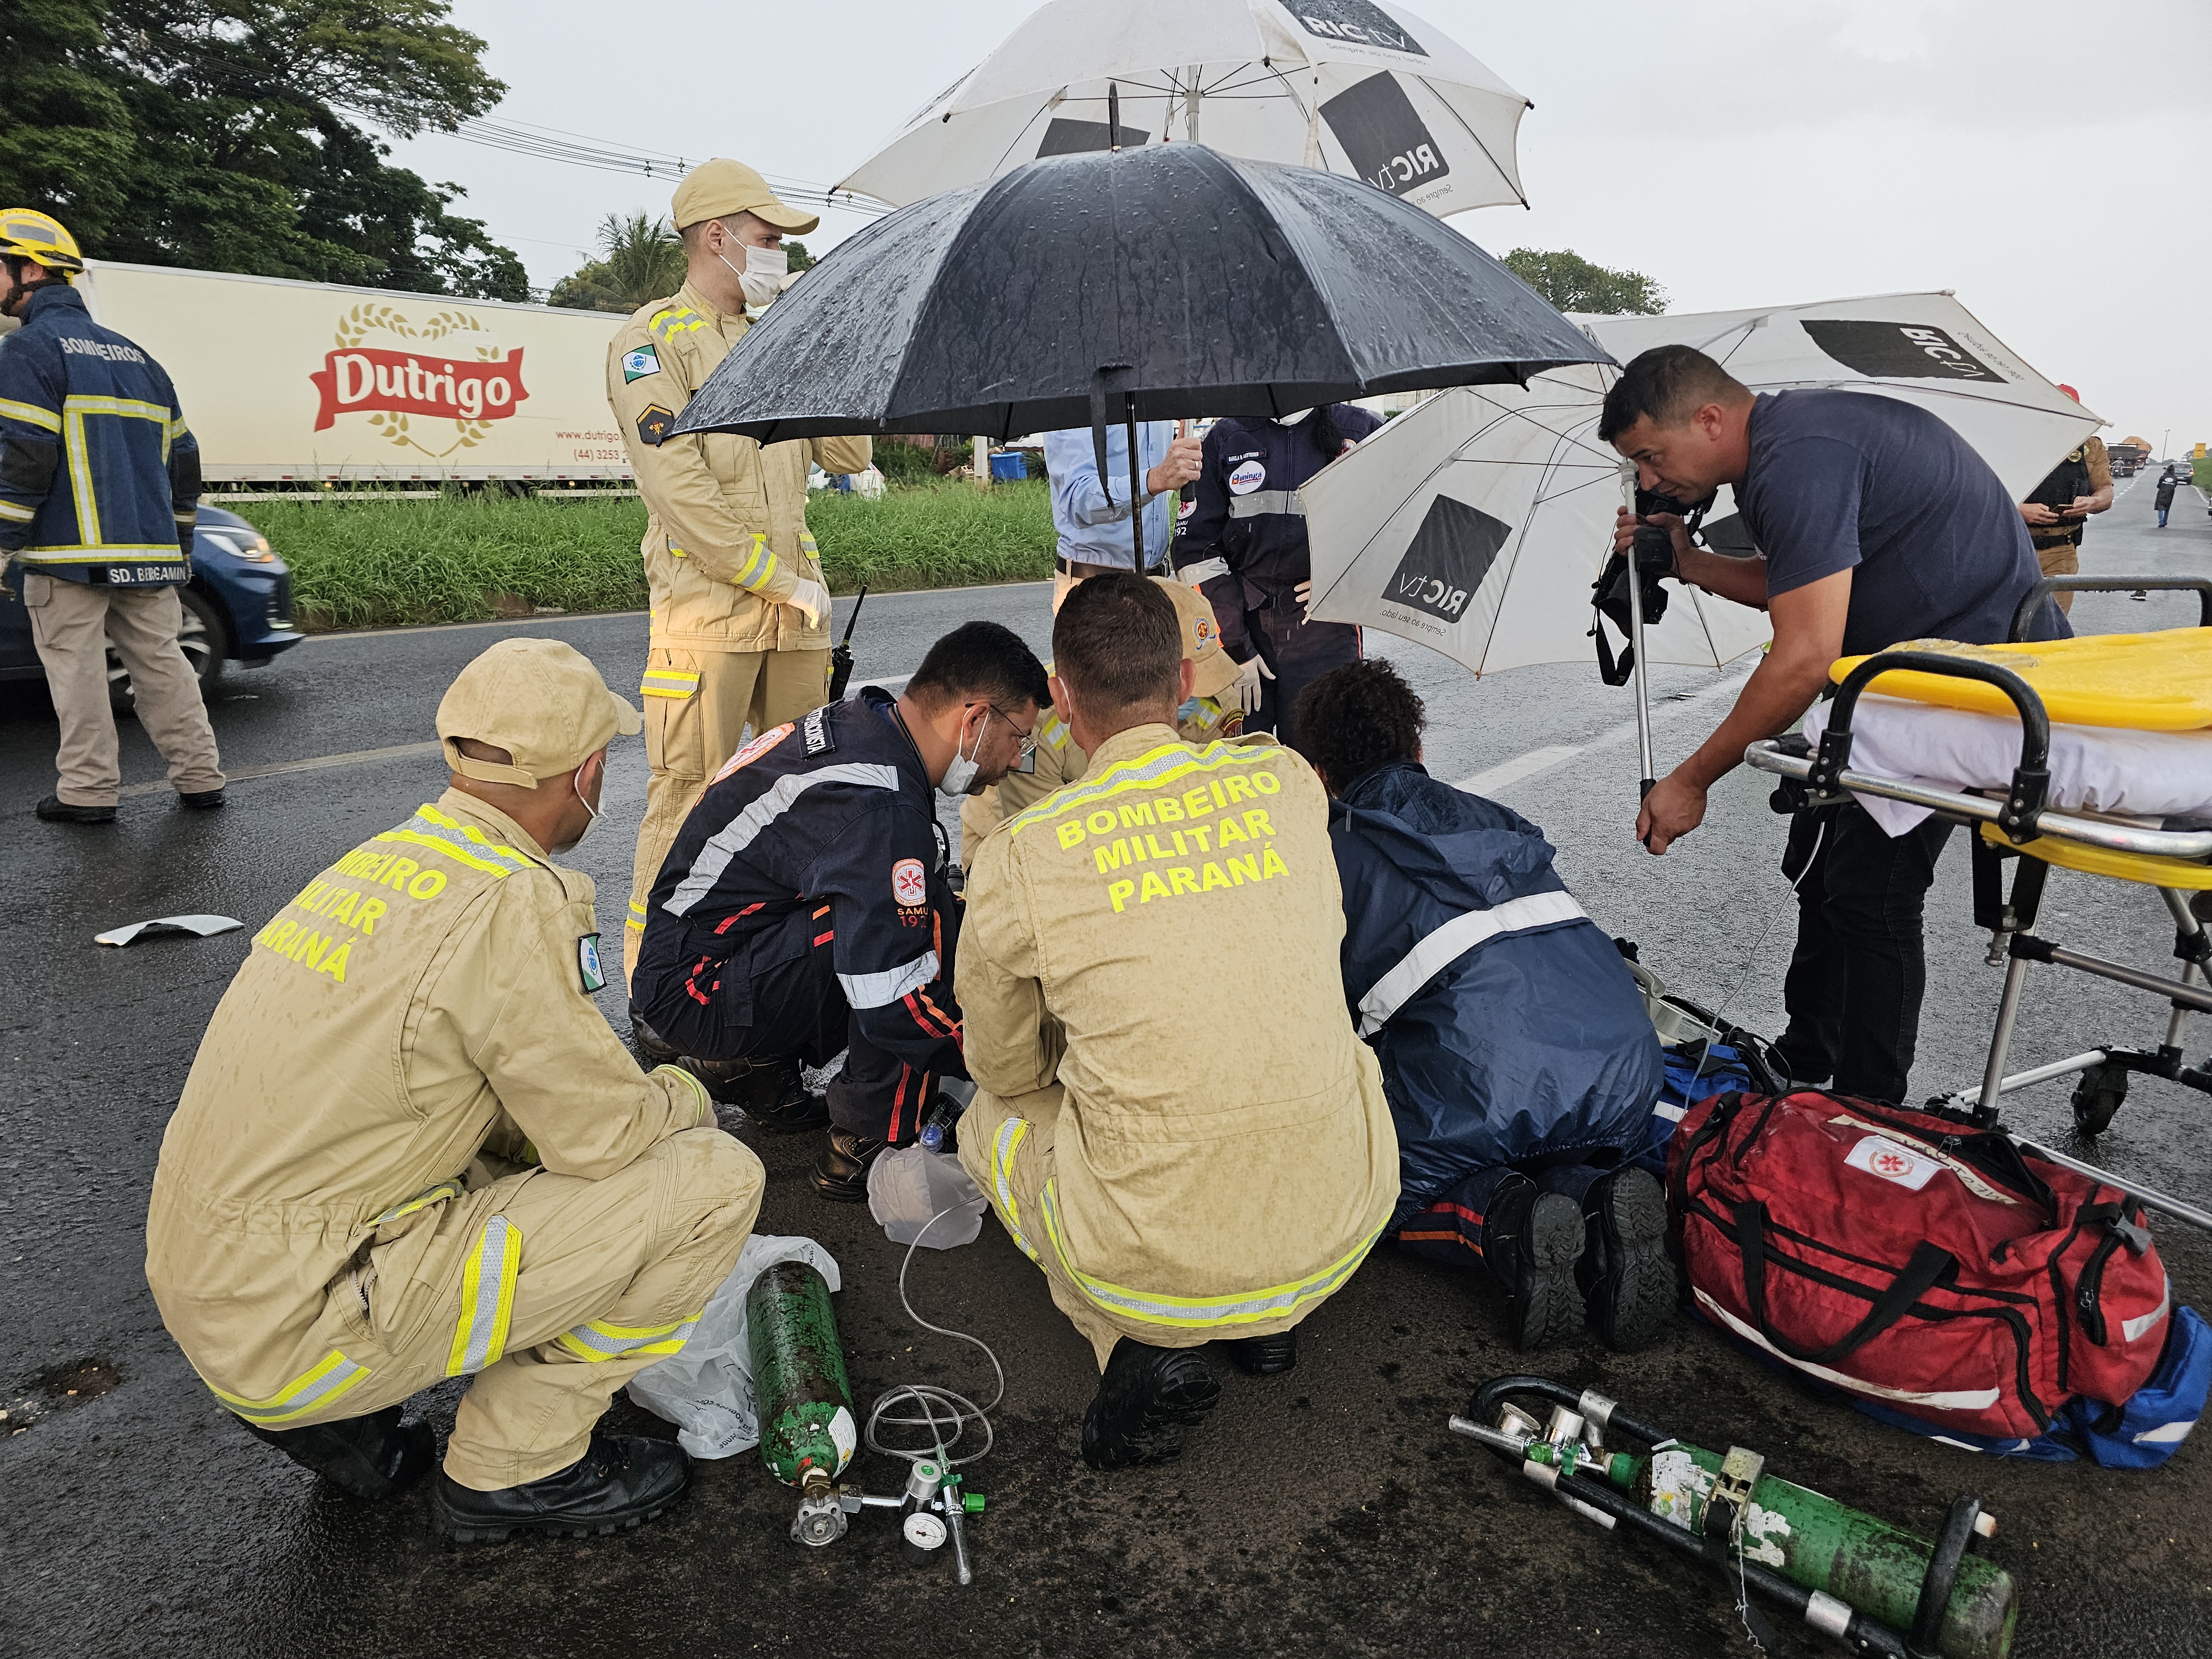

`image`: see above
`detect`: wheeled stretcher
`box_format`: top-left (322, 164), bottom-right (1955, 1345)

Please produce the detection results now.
top-left (1747, 576), bottom-right (2212, 1234)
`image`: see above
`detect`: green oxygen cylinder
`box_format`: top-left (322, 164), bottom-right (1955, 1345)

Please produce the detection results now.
top-left (1522, 1441), bottom-right (2016, 1659)
top-left (745, 1260), bottom-right (857, 1488)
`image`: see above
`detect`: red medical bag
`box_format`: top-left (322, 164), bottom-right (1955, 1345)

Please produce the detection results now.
top-left (1668, 1091), bottom-right (2172, 1439)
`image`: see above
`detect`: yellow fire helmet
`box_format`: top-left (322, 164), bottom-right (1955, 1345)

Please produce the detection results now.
top-left (0, 208), bottom-right (85, 276)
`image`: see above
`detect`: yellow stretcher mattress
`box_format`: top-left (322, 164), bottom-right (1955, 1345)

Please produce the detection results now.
top-left (1831, 629), bottom-right (2212, 732)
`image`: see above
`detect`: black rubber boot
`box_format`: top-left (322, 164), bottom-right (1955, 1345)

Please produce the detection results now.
top-left (36, 795), bottom-right (117, 824)
top-left (1483, 1178), bottom-right (1586, 1352)
top-left (179, 788), bottom-right (226, 810)
top-left (1217, 1327), bottom-right (1298, 1376)
top-left (242, 1404), bottom-right (436, 1500)
top-left (1578, 1168), bottom-right (1672, 1352)
top-left (1081, 1338), bottom-right (1222, 1470)
top-left (431, 1431), bottom-right (691, 1543)
top-left (811, 1128), bottom-right (888, 1202)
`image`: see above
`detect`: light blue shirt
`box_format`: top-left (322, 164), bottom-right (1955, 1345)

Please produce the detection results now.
top-left (1041, 422), bottom-right (1178, 570)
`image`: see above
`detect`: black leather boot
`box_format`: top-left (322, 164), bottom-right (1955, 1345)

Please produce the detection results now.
top-left (810, 1128), bottom-right (888, 1202)
top-left (242, 1404), bottom-right (436, 1500)
top-left (727, 1057), bottom-right (831, 1134)
top-left (36, 796), bottom-right (116, 825)
top-left (629, 1012), bottom-right (684, 1069)
top-left (1081, 1338), bottom-right (1222, 1471)
top-left (1482, 1178), bottom-right (1586, 1352)
top-left (1577, 1167), bottom-right (1672, 1352)
top-left (431, 1431), bottom-right (691, 1543)
top-left (1217, 1327), bottom-right (1298, 1376)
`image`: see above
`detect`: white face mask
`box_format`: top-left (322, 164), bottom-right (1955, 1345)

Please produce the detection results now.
top-left (718, 242), bottom-right (789, 309)
top-left (557, 763), bottom-right (601, 852)
top-left (1275, 408), bottom-right (1314, 426)
top-left (937, 711), bottom-right (989, 800)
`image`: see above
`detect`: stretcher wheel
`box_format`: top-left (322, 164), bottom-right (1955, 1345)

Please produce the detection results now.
top-left (2070, 1063), bottom-right (2130, 1137)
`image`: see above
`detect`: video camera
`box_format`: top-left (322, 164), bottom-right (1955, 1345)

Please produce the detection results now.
top-left (1589, 488), bottom-right (1715, 687)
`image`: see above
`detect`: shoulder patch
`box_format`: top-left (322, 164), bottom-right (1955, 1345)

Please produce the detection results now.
top-left (621, 344), bottom-right (661, 383)
top-left (802, 705), bottom-right (835, 755)
top-left (636, 404), bottom-right (676, 446)
top-left (577, 932), bottom-right (607, 993)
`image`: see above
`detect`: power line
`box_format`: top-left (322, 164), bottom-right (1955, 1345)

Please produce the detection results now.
top-left (446, 119), bottom-right (886, 217)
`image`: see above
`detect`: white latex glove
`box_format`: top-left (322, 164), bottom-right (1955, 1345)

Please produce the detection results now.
top-left (786, 577), bottom-right (830, 629)
top-left (1229, 653), bottom-right (1274, 716)
top-left (1294, 578), bottom-right (1312, 620)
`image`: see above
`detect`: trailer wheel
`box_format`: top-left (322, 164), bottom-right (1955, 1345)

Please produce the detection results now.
top-left (2070, 1063), bottom-right (2129, 1137)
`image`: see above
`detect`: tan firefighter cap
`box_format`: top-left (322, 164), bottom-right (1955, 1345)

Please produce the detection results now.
top-left (671, 158), bottom-right (820, 237)
top-left (436, 638), bottom-right (641, 789)
top-left (1152, 577), bottom-right (1240, 701)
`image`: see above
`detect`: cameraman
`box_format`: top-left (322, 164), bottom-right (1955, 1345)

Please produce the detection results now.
top-left (1599, 346), bottom-right (2066, 1103)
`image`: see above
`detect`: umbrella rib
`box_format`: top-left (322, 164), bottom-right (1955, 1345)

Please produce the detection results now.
top-left (1411, 74), bottom-right (1526, 206)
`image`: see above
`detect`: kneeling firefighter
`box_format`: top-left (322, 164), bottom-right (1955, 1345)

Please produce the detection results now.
top-left (147, 640), bottom-right (763, 1540)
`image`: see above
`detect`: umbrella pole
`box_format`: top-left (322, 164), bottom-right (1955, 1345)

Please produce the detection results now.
top-left (1125, 396), bottom-right (1150, 572)
top-left (1627, 556), bottom-right (1656, 797)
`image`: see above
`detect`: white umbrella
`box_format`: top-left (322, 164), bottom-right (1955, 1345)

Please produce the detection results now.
top-left (835, 0), bottom-right (1531, 219)
top-left (1301, 291), bottom-right (2103, 785)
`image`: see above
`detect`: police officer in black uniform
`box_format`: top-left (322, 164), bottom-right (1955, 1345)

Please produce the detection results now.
top-left (1173, 405), bottom-right (1380, 754)
top-left (631, 621), bottom-right (1048, 1201)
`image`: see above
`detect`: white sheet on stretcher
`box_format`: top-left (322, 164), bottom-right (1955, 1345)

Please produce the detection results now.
top-left (1800, 695), bottom-right (2212, 837)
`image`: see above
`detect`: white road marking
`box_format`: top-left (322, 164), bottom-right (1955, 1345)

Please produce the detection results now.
top-left (1453, 668), bottom-right (1755, 799)
top-left (118, 740), bottom-right (446, 797)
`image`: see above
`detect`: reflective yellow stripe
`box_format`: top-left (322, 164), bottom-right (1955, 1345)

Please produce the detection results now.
top-left (62, 408), bottom-right (96, 546)
top-left (1038, 710), bottom-right (1070, 752)
top-left (64, 394), bottom-right (171, 422)
top-left (1038, 1180), bottom-right (1384, 1330)
top-left (374, 804), bottom-right (534, 878)
top-left (17, 544), bottom-right (186, 561)
top-left (555, 1308), bottom-right (703, 1361)
top-left (627, 897), bottom-right (649, 933)
top-left (375, 1178), bottom-right (463, 1225)
top-left (990, 1117), bottom-right (1040, 1262)
top-left (167, 416), bottom-right (190, 440)
top-left (0, 500), bottom-right (34, 522)
top-left (639, 669), bottom-right (700, 699)
top-left (1007, 740), bottom-right (1275, 837)
top-left (446, 1215), bottom-right (523, 1376)
top-left (0, 397), bottom-right (61, 432)
top-left (209, 1350), bottom-right (372, 1426)
top-left (732, 533), bottom-right (774, 590)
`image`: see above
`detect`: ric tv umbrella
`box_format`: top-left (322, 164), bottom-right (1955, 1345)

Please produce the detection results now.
top-left (1298, 291), bottom-right (2101, 781)
top-left (837, 0), bottom-right (1532, 220)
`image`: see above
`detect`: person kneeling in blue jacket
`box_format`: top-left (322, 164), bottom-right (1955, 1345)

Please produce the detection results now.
top-left (1298, 661), bottom-right (1672, 1352)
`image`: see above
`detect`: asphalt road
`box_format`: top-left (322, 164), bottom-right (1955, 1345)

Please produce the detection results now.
top-left (4, 482), bottom-right (2210, 1658)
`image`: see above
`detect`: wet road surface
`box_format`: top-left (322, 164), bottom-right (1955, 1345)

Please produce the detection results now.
top-left (4, 483), bottom-right (2209, 1656)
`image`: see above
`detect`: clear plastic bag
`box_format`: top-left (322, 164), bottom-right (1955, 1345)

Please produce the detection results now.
top-left (625, 1233), bottom-right (841, 1460)
top-left (867, 1145), bottom-right (986, 1249)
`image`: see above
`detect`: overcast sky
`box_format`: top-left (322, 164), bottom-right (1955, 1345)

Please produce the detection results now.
top-left (390, 0), bottom-right (2212, 455)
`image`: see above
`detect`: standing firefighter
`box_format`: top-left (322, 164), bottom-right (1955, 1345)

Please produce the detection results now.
top-left (0, 208), bottom-right (225, 823)
top-left (607, 158), bottom-right (872, 1008)
top-left (147, 639), bottom-right (763, 1540)
top-left (2017, 387), bottom-right (2111, 614)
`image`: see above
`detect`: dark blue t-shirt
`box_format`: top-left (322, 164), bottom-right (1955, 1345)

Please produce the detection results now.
top-left (1736, 390), bottom-right (2069, 654)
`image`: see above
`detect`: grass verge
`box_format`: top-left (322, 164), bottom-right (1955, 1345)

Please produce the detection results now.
top-left (237, 479), bottom-right (1056, 631)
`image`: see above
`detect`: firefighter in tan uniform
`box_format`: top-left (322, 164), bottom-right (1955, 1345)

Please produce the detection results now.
top-left (146, 639), bottom-right (763, 1541)
top-left (954, 575), bottom-right (1399, 1469)
top-left (606, 157), bottom-right (871, 997)
top-left (2017, 389), bottom-right (2112, 615)
top-left (958, 576), bottom-right (1243, 872)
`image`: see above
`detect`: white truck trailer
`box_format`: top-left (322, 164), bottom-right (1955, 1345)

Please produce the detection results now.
top-left (68, 261), bottom-right (635, 486)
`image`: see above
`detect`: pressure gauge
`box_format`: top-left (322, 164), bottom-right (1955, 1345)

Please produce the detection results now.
top-left (901, 1508), bottom-right (948, 1566)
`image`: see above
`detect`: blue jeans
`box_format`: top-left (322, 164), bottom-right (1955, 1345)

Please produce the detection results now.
top-left (2158, 508), bottom-right (2171, 526)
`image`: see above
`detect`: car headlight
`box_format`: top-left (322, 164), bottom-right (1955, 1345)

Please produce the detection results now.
top-left (200, 528), bottom-right (279, 562)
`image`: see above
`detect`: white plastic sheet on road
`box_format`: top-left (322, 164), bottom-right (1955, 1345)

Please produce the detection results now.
top-left (1302, 292), bottom-right (2104, 684)
top-left (627, 1233), bottom-right (841, 1460)
top-left (836, 0), bottom-right (1531, 218)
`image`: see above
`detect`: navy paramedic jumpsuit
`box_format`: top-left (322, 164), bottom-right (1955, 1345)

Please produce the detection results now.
top-left (1172, 406), bottom-right (1380, 755)
top-left (630, 688), bottom-right (966, 1144)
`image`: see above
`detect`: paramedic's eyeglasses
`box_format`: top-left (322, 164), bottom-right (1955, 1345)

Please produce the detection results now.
top-left (972, 702), bottom-right (1039, 771)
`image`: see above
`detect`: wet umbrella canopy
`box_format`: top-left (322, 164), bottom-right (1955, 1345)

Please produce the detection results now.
top-left (673, 142), bottom-right (1610, 549)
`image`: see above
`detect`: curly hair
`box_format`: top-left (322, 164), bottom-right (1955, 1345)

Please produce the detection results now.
top-left (1293, 659), bottom-right (1425, 795)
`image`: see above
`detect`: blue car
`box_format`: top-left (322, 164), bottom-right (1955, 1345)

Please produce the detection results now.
top-left (1, 504), bottom-right (301, 709)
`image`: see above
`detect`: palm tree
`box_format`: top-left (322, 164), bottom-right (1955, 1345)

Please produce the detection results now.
top-left (548, 212), bottom-right (685, 312)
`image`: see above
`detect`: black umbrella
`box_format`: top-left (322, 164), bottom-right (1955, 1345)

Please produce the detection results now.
top-left (674, 138), bottom-right (1611, 567)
